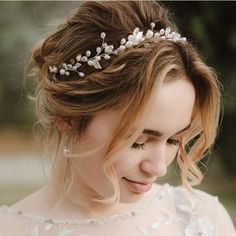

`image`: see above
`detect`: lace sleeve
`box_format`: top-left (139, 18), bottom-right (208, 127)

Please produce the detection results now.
top-left (169, 185), bottom-right (220, 236)
top-left (214, 200), bottom-right (236, 236)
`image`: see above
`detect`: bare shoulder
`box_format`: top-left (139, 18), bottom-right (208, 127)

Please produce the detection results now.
top-left (0, 209), bottom-right (10, 234)
top-left (0, 205), bottom-right (24, 235)
top-left (0, 186), bottom-right (51, 235)
top-left (9, 185), bottom-right (54, 216)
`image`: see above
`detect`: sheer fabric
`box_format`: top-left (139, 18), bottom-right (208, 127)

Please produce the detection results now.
top-left (0, 183), bottom-right (220, 236)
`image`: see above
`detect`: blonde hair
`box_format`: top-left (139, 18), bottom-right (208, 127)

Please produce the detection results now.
top-left (25, 1), bottom-right (222, 207)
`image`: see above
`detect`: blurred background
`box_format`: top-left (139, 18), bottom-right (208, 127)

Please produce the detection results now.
top-left (0, 1), bottom-right (235, 225)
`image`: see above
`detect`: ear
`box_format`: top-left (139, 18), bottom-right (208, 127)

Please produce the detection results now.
top-left (53, 116), bottom-right (72, 134)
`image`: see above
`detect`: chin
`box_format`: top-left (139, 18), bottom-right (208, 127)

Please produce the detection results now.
top-left (119, 192), bottom-right (144, 204)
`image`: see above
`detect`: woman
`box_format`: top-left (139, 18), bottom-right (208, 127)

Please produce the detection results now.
top-left (0, 1), bottom-right (235, 235)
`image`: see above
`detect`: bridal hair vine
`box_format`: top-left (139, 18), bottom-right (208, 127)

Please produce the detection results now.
top-left (48, 22), bottom-right (187, 80)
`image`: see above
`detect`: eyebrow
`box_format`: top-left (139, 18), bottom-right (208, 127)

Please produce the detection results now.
top-left (143, 123), bottom-right (191, 138)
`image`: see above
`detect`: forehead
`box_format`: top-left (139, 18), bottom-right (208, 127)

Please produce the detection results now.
top-left (145, 78), bottom-right (195, 136)
top-left (81, 78), bottom-right (195, 141)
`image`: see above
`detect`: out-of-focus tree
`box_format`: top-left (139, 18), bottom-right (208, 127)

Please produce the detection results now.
top-left (0, 2), bottom-right (79, 128)
top-left (162, 1), bottom-right (236, 175)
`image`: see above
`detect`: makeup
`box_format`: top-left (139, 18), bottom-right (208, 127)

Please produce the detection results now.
top-left (122, 178), bottom-right (152, 194)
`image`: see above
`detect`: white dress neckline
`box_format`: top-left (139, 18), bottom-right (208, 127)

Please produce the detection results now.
top-left (0, 183), bottom-right (220, 236)
top-left (0, 183), bottom-right (170, 226)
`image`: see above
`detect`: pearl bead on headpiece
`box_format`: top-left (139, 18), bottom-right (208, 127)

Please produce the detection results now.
top-left (48, 22), bottom-right (187, 80)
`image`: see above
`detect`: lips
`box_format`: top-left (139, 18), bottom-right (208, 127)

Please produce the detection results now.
top-left (122, 177), bottom-right (152, 193)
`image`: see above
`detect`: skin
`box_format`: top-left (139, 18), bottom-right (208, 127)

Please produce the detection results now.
top-left (6, 77), bottom-right (236, 236)
top-left (47, 76), bottom-right (196, 216)
top-left (10, 76), bottom-right (196, 219)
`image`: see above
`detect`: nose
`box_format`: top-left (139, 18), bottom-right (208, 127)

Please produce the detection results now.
top-left (140, 144), bottom-right (167, 177)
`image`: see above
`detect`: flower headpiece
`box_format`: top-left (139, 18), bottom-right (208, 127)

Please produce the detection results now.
top-left (48, 22), bottom-right (186, 80)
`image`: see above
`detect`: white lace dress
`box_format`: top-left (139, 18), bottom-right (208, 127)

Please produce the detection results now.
top-left (0, 183), bottom-right (222, 236)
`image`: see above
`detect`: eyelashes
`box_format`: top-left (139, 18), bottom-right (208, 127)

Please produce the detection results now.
top-left (167, 139), bottom-right (180, 146)
top-left (132, 139), bottom-right (180, 150)
top-left (132, 142), bottom-right (146, 150)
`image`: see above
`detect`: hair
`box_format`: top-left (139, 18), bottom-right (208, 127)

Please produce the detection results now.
top-left (25, 1), bottom-right (222, 208)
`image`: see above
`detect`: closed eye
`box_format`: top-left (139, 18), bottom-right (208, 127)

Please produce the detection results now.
top-left (167, 139), bottom-right (180, 146)
top-left (132, 138), bottom-right (180, 150)
top-left (132, 142), bottom-right (146, 150)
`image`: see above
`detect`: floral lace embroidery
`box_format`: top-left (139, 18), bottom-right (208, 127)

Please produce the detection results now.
top-left (185, 216), bottom-right (215, 236)
top-left (0, 184), bottom-right (218, 236)
top-left (169, 185), bottom-right (217, 236)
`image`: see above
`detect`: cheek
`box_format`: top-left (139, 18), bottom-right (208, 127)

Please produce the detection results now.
top-left (73, 154), bottom-right (116, 197)
top-left (73, 151), bottom-right (107, 183)
top-left (166, 146), bottom-right (179, 165)
top-left (113, 145), bottom-right (179, 174)
top-left (113, 151), bottom-right (141, 177)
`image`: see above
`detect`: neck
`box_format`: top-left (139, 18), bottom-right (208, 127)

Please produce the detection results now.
top-left (44, 152), bottom-right (160, 219)
top-left (42, 175), bottom-right (158, 220)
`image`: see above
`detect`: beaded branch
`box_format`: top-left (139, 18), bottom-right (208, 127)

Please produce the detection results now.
top-left (48, 22), bottom-right (186, 80)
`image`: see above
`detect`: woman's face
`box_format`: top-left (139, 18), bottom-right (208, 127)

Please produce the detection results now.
top-left (71, 77), bottom-right (195, 204)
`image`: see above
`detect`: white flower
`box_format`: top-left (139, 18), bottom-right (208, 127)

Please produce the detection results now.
top-left (59, 226), bottom-right (75, 236)
top-left (32, 226), bottom-right (39, 236)
top-left (177, 199), bottom-right (200, 215)
top-left (185, 216), bottom-right (215, 236)
top-left (44, 221), bottom-right (54, 232)
top-left (151, 221), bottom-right (160, 229)
top-left (133, 31), bottom-right (144, 45)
